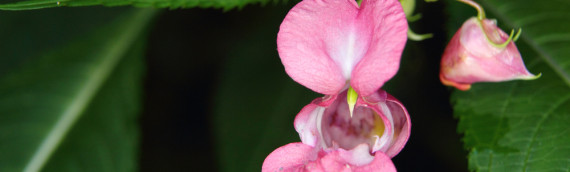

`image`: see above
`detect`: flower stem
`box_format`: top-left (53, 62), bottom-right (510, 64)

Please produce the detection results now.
top-left (458, 0), bottom-right (486, 20)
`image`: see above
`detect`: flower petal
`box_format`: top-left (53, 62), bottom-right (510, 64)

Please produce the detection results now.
top-left (294, 103), bottom-right (321, 147)
top-left (319, 144), bottom-right (396, 172)
top-left (364, 90), bottom-right (411, 158)
top-left (277, 0), bottom-right (360, 95)
top-left (262, 142), bottom-right (316, 172)
top-left (352, 151), bottom-right (397, 172)
top-left (383, 93), bottom-right (411, 157)
top-left (351, 0), bottom-right (408, 96)
top-left (294, 95), bottom-right (338, 147)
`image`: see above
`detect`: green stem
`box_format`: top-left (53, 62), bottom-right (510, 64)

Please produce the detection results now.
top-left (408, 28), bottom-right (433, 41)
top-left (458, 0), bottom-right (486, 20)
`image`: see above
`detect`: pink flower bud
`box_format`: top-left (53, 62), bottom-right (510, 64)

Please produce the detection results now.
top-left (440, 17), bottom-right (539, 91)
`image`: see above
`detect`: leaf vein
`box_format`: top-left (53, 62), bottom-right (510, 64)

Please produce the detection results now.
top-left (521, 94), bottom-right (570, 172)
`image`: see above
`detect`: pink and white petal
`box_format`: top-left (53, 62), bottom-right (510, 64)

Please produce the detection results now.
top-left (339, 144), bottom-right (375, 166)
top-left (277, 0), bottom-right (360, 95)
top-left (467, 19), bottom-right (537, 81)
top-left (351, 0), bottom-right (408, 96)
top-left (262, 143), bottom-right (316, 172)
top-left (362, 99), bottom-right (395, 154)
top-left (294, 103), bottom-right (321, 147)
top-left (294, 95), bottom-right (339, 147)
top-left (318, 144), bottom-right (396, 172)
top-left (383, 94), bottom-right (411, 158)
top-left (304, 161), bottom-right (326, 172)
top-left (352, 152), bottom-right (397, 172)
top-left (362, 90), bottom-right (411, 158)
top-left (319, 145), bottom-right (368, 172)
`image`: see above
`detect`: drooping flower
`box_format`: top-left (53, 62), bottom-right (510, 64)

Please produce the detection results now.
top-left (262, 90), bottom-right (411, 172)
top-left (439, 0), bottom-right (539, 91)
top-left (267, 0), bottom-right (410, 170)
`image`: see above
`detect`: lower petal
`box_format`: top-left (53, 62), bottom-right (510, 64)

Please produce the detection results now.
top-left (262, 143), bottom-right (316, 172)
top-left (383, 94), bottom-right (412, 158)
top-left (319, 144), bottom-right (396, 172)
top-left (353, 151), bottom-right (397, 172)
top-left (363, 90), bottom-right (411, 158)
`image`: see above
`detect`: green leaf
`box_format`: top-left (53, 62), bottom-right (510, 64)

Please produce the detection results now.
top-left (0, 0), bottom-right (277, 10)
top-left (449, 0), bottom-right (570, 171)
top-left (0, 8), bottom-right (156, 171)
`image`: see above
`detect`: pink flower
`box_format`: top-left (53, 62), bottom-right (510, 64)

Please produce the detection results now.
top-left (439, 0), bottom-right (538, 91)
top-left (266, 0), bottom-right (410, 170)
top-left (262, 90), bottom-right (411, 172)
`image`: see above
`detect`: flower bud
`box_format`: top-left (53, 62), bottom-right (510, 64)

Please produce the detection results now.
top-left (440, 17), bottom-right (539, 90)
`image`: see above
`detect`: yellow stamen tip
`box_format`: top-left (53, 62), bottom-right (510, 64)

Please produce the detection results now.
top-left (347, 87), bottom-right (358, 118)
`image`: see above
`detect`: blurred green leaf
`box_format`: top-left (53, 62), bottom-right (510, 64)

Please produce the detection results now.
top-left (0, 0), bottom-right (277, 10)
top-left (0, 8), bottom-right (155, 171)
top-left (449, 0), bottom-right (570, 171)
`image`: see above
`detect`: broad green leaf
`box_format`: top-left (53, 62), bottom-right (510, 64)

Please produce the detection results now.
top-left (0, 8), bottom-right (156, 171)
top-left (448, 0), bottom-right (570, 171)
top-left (0, 0), bottom-right (277, 10)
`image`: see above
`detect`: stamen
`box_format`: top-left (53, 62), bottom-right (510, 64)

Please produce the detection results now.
top-left (347, 86), bottom-right (358, 118)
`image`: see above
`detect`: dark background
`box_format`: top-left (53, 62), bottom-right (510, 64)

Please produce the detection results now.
top-left (140, 1), bottom-right (468, 171)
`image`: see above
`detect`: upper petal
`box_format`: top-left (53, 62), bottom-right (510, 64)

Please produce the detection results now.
top-left (277, 0), bottom-right (360, 95)
top-left (262, 142), bottom-right (316, 172)
top-left (351, 0), bottom-right (408, 96)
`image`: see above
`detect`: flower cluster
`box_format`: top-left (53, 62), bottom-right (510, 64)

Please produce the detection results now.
top-left (262, 0), bottom-right (411, 171)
